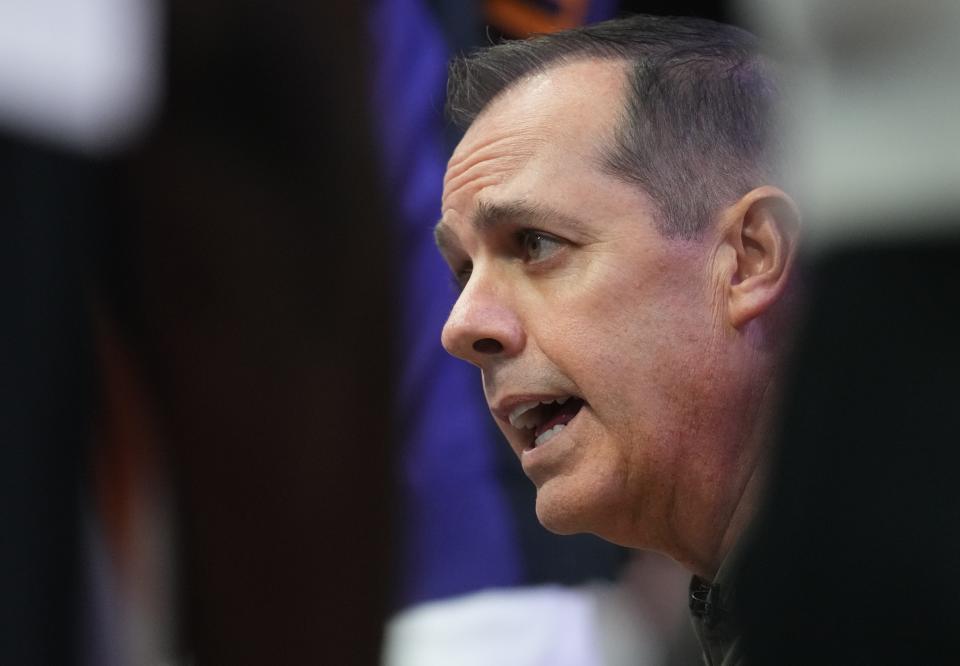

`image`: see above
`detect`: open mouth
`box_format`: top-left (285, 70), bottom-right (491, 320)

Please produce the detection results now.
top-left (508, 396), bottom-right (585, 449)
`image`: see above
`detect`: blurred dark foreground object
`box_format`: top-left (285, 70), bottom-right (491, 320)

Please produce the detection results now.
top-left (0, 137), bottom-right (96, 666)
top-left (738, 231), bottom-right (960, 665)
top-left (1, 1), bottom-right (391, 665)
top-left (123, 2), bottom-right (391, 664)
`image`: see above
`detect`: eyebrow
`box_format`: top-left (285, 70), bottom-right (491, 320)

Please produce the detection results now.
top-left (474, 199), bottom-right (584, 231)
top-left (434, 199), bottom-right (588, 253)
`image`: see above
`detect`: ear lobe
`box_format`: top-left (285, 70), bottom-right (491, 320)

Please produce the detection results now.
top-left (725, 186), bottom-right (800, 329)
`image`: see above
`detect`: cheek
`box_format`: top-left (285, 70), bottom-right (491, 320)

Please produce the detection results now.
top-left (544, 259), bottom-right (715, 442)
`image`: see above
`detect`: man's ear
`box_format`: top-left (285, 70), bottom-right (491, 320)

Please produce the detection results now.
top-left (721, 186), bottom-right (800, 329)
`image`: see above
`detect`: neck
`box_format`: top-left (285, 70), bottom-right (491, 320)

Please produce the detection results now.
top-left (708, 454), bottom-right (767, 580)
top-left (698, 369), bottom-right (779, 581)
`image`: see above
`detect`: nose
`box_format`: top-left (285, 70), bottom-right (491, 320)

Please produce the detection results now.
top-left (441, 274), bottom-right (525, 367)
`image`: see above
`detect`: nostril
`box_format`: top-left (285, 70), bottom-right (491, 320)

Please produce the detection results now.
top-left (473, 338), bottom-right (503, 354)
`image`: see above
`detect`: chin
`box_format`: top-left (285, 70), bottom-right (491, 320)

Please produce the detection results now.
top-left (533, 481), bottom-right (604, 536)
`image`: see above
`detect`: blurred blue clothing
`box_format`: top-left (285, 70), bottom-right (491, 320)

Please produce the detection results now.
top-left (371, 0), bottom-right (523, 607)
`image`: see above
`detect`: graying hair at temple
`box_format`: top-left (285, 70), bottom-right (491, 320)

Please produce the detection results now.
top-left (445, 14), bottom-right (781, 239)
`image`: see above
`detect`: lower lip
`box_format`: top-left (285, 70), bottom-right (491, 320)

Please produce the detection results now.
top-left (520, 406), bottom-right (585, 473)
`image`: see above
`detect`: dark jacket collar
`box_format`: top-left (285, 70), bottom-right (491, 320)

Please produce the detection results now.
top-left (689, 551), bottom-right (742, 666)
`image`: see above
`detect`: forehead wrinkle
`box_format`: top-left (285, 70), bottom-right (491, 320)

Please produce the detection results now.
top-left (443, 157), bottom-right (526, 207)
top-left (446, 122), bottom-right (544, 179)
top-left (443, 125), bottom-right (544, 207)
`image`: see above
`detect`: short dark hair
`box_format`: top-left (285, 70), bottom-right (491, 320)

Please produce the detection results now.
top-left (446, 14), bottom-right (780, 239)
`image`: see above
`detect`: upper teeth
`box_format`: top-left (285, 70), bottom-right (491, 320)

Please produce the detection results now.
top-left (508, 396), bottom-right (570, 429)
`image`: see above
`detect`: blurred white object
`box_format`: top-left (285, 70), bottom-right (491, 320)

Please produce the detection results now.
top-left (382, 584), bottom-right (663, 666)
top-left (0, 0), bottom-right (161, 153)
top-left (740, 0), bottom-right (960, 245)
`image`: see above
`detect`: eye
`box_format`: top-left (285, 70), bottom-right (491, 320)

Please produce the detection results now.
top-left (519, 230), bottom-right (564, 263)
top-left (451, 262), bottom-right (473, 291)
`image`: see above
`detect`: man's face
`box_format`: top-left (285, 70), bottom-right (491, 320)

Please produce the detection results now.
top-left (436, 60), bottom-right (735, 555)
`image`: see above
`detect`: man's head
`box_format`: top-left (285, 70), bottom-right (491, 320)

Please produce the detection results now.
top-left (435, 15), bottom-right (798, 578)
